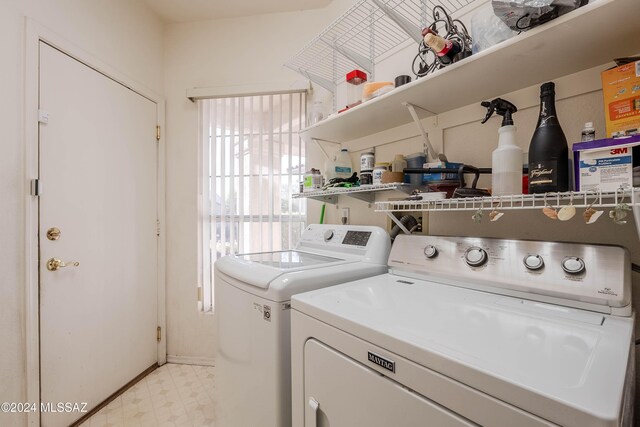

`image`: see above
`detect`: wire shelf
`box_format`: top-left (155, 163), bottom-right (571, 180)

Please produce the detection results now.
top-left (284, 0), bottom-right (474, 91)
top-left (293, 183), bottom-right (411, 204)
top-left (375, 188), bottom-right (640, 212)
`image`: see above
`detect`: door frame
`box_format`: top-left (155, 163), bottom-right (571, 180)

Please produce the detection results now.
top-left (24, 19), bottom-right (166, 426)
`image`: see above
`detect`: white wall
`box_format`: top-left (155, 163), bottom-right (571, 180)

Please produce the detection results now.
top-left (0, 1), bottom-right (163, 426)
top-left (162, 0), bottom-right (355, 363)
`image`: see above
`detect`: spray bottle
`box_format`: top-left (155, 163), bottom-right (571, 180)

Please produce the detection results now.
top-left (481, 98), bottom-right (522, 196)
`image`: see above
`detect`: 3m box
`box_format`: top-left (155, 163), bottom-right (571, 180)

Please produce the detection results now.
top-left (601, 60), bottom-right (640, 138)
top-left (573, 135), bottom-right (640, 192)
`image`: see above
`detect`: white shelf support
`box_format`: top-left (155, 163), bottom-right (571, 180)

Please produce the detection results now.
top-left (403, 102), bottom-right (438, 160)
top-left (298, 69), bottom-right (336, 94)
top-left (371, 0), bottom-right (423, 43)
top-left (329, 42), bottom-right (374, 75)
top-left (312, 138), bottom-right (340, 162)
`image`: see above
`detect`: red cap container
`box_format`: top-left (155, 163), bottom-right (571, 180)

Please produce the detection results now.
top-left (346, 69), bottom-right (367, 84)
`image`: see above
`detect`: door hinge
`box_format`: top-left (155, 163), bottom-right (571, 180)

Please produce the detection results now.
top-left (197, 287), bottom-right (203, 302)
top-left (38, 109), bottom-right (49, 124)
top-left (30, 179), bottom-right (40, 196)
top-left (156, 220), bottom-right (160, 237)
top-left (157, 326), bottom-right (162, 342)
top-left (156, 125), bottom-right (161, 141)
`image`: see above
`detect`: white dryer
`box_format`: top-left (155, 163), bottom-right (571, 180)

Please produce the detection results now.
top-left (213, 224), bottom-right (390, 427)
top-left (291, 235), bottom-right (635, 427)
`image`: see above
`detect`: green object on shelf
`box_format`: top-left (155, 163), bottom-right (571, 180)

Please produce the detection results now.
top-left (319, 204), bottom-right (326, 224)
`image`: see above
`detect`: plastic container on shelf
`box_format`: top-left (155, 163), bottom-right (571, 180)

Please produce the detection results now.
top-left (372, 163), bottom-right (390, 185)
top-left (303, 169), bottom-right (323, 192)
top-left (334, 148), bottom-right (353, 179)
top-left (360, 151), bottom-right (375, 172)
top-left (391, 154), bottom-right (407, 173)
top-left (405, 153), bottom-right (427, 187)
top-left (492, 124), bottom-right (523, 196)
top-left (360, 171), bottom-right (373, 185)
top-left (581, 122), bottom-right (596, 142)
top-left (346, 70), bottom-right (367, 109)
top-left (308, 101), bottom-right (324, 126)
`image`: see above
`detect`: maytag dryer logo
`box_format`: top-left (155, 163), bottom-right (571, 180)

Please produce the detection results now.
top-left (367, 352), bottom-right (395, 373)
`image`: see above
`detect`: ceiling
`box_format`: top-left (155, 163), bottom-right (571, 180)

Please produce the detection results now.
top-left (142, 0), bottom-right (333, 23)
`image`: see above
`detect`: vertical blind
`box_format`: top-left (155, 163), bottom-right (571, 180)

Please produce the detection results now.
top-left (198, 93), bottom-right (307, 311)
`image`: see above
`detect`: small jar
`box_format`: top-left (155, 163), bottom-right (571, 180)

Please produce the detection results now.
top-left (372, 163), bottom-right (389, 185)
top-left (360, 171), bottom-right (373, 185)
top-left (360, 151), bottom-right (375, 172)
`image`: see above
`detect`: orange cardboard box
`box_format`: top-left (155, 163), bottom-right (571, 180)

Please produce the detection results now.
top-left (601, 60), bottom-right (640, 138)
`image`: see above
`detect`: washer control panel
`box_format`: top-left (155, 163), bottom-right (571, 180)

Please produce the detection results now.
top-left (388, 235), bottom-right (631, 314)
top-left (297, 225), bottom-right (391, 263)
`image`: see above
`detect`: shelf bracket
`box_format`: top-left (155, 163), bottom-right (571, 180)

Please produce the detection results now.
top-left (371, 0), bottom-right (423, 43)
top-left (403, 102), bottom-right (438, 161)
top-left (324, 41), bottom-right (374, 75)
top-left (386, 212), bottom-right (411, 234)
top-left (310, 194), bottom-right (338, 205)
top-left (312, 138), bottom-right (340, 161)
top-left (347, 191), bottom-right (375, 204)
top-left (295, 69), bottom-right (336, 94)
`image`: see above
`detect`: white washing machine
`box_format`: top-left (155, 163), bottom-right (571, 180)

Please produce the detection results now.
top-left (291, 235), bottom-right (635, 427)
top-left (213, 224), bottom-right (391, 427)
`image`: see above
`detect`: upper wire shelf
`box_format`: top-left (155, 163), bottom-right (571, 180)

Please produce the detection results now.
top-left (284, 0), bottom-right (474, 93)
top-left (375, 188), bottom-right (640, 212)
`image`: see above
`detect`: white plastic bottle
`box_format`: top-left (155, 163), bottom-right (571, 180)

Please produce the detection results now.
top-left (391, 154), bottom-right (407, 173)
top-left (492, 125), bottom-right (523, 196)
top-left (334, 148), bottom-right (353, 179)
top-left (581, 122), bottom-right (595, 142)
top-left (481, 98), bottom-right (522, 196)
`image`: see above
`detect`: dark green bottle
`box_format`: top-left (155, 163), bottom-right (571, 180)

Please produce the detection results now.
top-left (528, 82), bottom-right (569, 193)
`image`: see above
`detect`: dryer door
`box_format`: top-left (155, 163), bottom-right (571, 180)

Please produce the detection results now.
top-left (304, 339), bottom-right (477, 427)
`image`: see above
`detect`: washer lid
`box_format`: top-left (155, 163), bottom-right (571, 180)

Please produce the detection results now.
top-left (239, 250), bottom-right (342, 269)
top-left (292, 274), bottom-right (634, 426)
top-left (215, 250), bottom-right (347, 289)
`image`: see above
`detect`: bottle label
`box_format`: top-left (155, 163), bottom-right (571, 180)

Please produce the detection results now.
top-left (335, 166), bottom-right (351, 173)
top-left (437, 39), bottom-right (453, 56)
top-left (529, 161), bottom-right (557, 187)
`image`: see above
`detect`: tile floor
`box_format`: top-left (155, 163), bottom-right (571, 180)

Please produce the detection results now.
top-left (81, 363), bottom-right (215, 427)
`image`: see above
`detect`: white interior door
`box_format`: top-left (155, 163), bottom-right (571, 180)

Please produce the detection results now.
top-left (39, 42), bottom-right (159, 426)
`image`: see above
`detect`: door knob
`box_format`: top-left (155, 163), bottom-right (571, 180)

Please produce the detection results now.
top-left (46, 258), bottom-right (80, 271)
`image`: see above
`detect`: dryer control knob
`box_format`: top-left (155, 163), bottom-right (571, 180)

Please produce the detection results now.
top-left (523, 254), bottom-right (544, 271)
top-left (424, 245), bottom-right (438, 258)
top-left (464, 247), bottom-right (488, 267)
top-left (323, 230), bottom-right (334, 241)
top-left (562, 256), bottom-right (585, 275)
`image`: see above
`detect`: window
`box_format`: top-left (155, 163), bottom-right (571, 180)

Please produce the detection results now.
top-left (198, 93), bottom-right (307, 311)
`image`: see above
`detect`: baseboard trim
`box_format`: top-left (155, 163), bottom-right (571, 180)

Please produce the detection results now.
top-left (70, 363), bottom-right (158, 427)
top-left (166, 355), bottom-right (215, 366)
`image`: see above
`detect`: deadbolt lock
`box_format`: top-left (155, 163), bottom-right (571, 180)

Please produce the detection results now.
top-left (46, 227), bottom-right (61, 241)
top-left (46, 258), bottom-right (80, 271)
